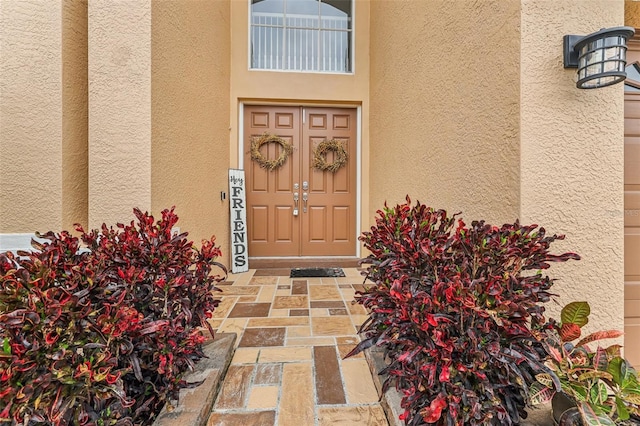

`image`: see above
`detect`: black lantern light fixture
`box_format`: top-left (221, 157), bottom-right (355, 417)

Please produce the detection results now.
top-left (563, 26), bottom-right (635, 89)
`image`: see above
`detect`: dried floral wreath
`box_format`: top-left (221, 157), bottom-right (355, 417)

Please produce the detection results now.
top-left (312, 139), bottom-right (348, 173)
top-left (250, 133), bottom-right (293, 171)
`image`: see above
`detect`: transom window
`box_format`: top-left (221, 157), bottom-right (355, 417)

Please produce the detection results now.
top-left (250, 0), bottom-right (353, 73)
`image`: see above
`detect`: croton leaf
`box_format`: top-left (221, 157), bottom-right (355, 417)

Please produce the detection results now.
top-left (576, 330), bottom-right (624, 348)
top-left (559, 323), bottom-right (582, 342)
top-left (529, 382), bottom-right (554, 404)
top-left (561, 301), bottom-right (590, 328)
top-left (577, 401), bottom-right (616, 426)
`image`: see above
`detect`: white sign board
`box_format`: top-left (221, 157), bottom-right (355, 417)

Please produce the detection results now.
top-left (228, 169), bottom-right (249, 273)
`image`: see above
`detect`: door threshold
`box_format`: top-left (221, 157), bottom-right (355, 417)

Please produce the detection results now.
top-left (249, 257), bottom-right (361, 269)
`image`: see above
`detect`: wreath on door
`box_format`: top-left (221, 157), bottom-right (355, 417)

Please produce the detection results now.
top-left (312, 139), bottom-right (348, 173)
top-left (250, 133), bottom-right (294, 171)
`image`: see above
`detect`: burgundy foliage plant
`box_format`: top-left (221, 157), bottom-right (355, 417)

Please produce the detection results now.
top-left (346, 197), bottom-right (580, 425)
top-left (0, 208), bottom-right (226, 425)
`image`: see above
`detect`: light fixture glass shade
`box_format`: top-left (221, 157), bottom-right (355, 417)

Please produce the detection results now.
top-left (573, 27), bottom-right (635, 89)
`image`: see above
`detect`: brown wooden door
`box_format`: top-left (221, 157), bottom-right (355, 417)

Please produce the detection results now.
top-left (244, 105), bottom-right (357, 257)
top-left (624, 36), bottom-right (640, 369)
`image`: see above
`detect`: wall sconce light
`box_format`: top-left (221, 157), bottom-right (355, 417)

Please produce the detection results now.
top-left (563, 26), bottom-right (635, 89)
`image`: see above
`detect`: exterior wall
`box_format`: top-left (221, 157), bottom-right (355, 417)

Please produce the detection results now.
top-left (368, 0), bottom-right (521, 226)
top-left (626, 0), bottom-right (640, 28)
top-left (229, 0), bottom-right (371, 250)
top-left (151, 0), bottom-right (231, 264)
top-left (520, 0), bottom-right (625, 333)
top-left (88, 0), bottom-right (151, 228)
top-left (62, 0), bottom-right (88, 231)
top-left (0, 1), bottom-right (64, 234)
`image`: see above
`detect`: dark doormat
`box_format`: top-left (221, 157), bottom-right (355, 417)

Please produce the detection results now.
top-left (290, 267), bottom-right (345, 278)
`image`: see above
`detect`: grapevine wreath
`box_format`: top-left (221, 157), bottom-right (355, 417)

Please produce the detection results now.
top-left (312, 139), bottom-right (348, 173)
top-left (250, 133), bottom-right (294, 171)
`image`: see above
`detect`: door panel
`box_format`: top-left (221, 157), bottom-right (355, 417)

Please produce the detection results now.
top-left (244, 105), bottom-right (357, 257)
top-left (244, 106), bottom-right (301, 256)
top-left (301, 108), bottom-right (357, 256)
top-left (625, 37), bottom-right (640, 369)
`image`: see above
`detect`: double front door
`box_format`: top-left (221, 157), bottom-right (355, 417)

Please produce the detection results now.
top-left (243, 105), bottom-right (357, 257)
top-left (625, 36), bottom-right (640, 369)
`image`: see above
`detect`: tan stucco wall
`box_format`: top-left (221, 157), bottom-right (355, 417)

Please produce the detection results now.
top-left (0, 0), bottom-right (64, 233)
top-left (626, 0), bottom-right (640, 28)
top-left (151, 0), bottom-right (231, 263)
top-left (368, 0), bottom-right (521, 226)
top-left (62, 0), bottom-right (88, 231)
top-left (229, 0), bottom-right (371, 246)
top-left (88, 0), bottom-right (151, 228)
top-left (520, 0), bottom-right (625, 333)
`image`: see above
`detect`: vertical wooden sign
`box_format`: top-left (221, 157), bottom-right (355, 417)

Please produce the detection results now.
top-left (229, 169), bottom-right (248, 273)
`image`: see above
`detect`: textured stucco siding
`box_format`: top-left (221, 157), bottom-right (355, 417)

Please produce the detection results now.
top-left (88, 0), bottom-right (151, 228)
top-left (520, 0), bottom-right (625, 333)
top-left (151, 0), bottom-right (231, 264)
top-left (626, 0), bottom-right (640, 28)
top-left (0, 0), bottom-right (63, 233)
top-left (368, 0), bottom-right (521, 226)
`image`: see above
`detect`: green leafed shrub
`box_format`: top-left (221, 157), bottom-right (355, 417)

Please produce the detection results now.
top-left (0, 207), bottom-right (226, 425)
top-left (346, 197), bottom-right (580, 425)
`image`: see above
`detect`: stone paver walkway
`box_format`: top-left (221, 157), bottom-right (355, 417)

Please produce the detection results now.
top-left (206, 268), bottom-right (389, 426)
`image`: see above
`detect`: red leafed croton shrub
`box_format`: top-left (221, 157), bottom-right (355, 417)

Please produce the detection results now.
top-left (346, 197), bottom-right (580, 425)
top-left (0, 208), bottom-right (226, 425)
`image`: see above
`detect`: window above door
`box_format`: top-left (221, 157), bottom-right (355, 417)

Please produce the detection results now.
top-left (250, 0), bottom-right (353, 73)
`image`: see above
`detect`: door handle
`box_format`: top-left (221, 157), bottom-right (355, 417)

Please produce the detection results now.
top-left (302, 192), bottom-right (308, 213)
top-left (293, 192), bottom-right (299, 216)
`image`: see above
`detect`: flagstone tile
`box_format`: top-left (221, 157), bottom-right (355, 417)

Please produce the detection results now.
top-left (341, 359), bottom-right (379, 404)
top-left (269, 308), bottom-right (288, 317)
top-left (286, 337), bottom-right (334, 346)
top-left (211, 297), bottom-right (238, 319)
top-left (310, 300), bottom-right (345, 309)
top-left (238, 327), bottom-right (285, 347)
top-left (317, 405), bottom-right (388, 426)
top-left (347, 302), bottom-right (367, 315)
top-left (278, 362), bottom-right (314, 425)
top-left (350, 315), bottom-right (369, 328)
top-left (311, 317), bottom-right (355, 336)
top-left (329, 308), bottom-right (348, 316)
top-left (253, 363), bottom-right (282, 385)
top-left (247, 385), bottom-right (279, 410)
top-left (258, 347), bottom-right (312, 363)
top-left (275, 288), bottom-right (290, 296)
top-left (306, 278), bottom-right (323, 285)
top-left (220, 286), bottom-right (260, 296)
top-left (292, 280), bottom-right (308, 295)
top-left (310, 285), bottom-right (342, 300)
top-left (237, 296), bottom-right (257, 303)
top-left (215, 364), bottom-right (254, 409)
top-left (311, 308), bottom-right (329, 317)
top-left (218, 318), bottom-right (248, 335)
top-left (207, 410), bottom-right (276, 426)
top-left (277, 284), bottom-right (291, 290)
top-left (228, 303), bottom-right (271, 318)
top-left (249, 276), bottom-right (279, 285)
top-left (336, 336), bottom-right (363, 359)
top-left (272, 295), bottom-right (308, 309)
top-left (313, 346), bottom-right (346, 405)
top-left (289, 309), bottom-right (309, 316)
top-left (231, 347), bottom-right (260, 364)
top-left (253, 268), bottom-right (289, 276)
top-left (247, 317), bottom-right (309, 327)
top-left (257, 285), bottom-right (276, 302)
top-left (287, 326), bottom-right (311, 338)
